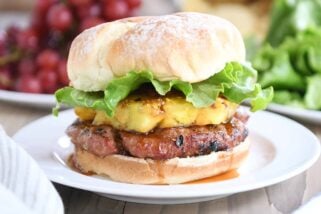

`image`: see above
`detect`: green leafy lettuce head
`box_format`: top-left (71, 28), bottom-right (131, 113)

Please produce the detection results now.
top-left (54, 13), bottom-right (273, 116)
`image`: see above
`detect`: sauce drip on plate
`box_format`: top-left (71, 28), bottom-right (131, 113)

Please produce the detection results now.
top-left (186, 170), bottom-right (239, 184)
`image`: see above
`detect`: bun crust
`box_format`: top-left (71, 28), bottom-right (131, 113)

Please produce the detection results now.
top-left (68, 12), bottom-right (245, 92)
top-left (73, 139), bottom-right (249, 184)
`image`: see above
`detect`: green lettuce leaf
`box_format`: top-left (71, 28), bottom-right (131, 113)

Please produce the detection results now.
top-left (253, 44), bottom-right (306, 90)
top-left (53, 88), bottom-right (108, 116)
top-left (253, 28), bottom-right (321, 110)
top-left (54, 62), bottom-right (273, 116)
top-left (266, 0), bottom-right (321, 47)
top-left (304, 74), bottom-right (321, 109)
top-left (252, 0), bottom-right (321, 110)
top-left (273, 90), bottom-right (306, 108)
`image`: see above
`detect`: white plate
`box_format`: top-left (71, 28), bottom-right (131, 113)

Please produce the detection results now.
top-left (267, 103), bottom-right (321, 124)
top-left (13, 110), bottom-right (321, 204)
top-left (0, 90), bottom-right (56, 108)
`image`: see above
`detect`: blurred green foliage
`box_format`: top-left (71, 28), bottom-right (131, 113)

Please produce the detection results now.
top-left (252, 0), bottom-right (321, 110)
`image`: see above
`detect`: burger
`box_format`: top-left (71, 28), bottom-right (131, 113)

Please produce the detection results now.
top-left (54, 12), bottom-right (273, 184)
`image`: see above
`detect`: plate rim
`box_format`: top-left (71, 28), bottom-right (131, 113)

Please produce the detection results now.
top-left (267, 103), bottom-right (321, 119)
top-left (0, 89), bottom-right (55, 107)
top-left (13, 110), bottom-right (321, 199)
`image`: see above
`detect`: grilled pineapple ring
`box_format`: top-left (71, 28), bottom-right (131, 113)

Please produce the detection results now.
top-left (75, 95), bottom-right (238, 133)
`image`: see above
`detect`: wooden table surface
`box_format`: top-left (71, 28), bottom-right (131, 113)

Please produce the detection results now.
top-left (1, 101), bottom-right (321, 214)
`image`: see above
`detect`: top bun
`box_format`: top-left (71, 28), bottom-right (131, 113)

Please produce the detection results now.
top-left (68, 12), bottom-right (245, 92)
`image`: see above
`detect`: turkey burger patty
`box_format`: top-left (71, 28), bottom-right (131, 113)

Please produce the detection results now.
top-left (67, 107), bottom-right (249, 160)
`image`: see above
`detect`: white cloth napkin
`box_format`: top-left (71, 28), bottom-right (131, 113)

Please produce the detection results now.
top-left (0, 126), bottom-right (64, 214)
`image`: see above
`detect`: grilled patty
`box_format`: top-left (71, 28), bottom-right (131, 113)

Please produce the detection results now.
top-left (67, 108), bottom-right (249, 160)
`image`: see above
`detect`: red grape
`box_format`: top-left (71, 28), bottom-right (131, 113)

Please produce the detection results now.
top-left (76, 3), bottom-right (102, 19)
top-left (37, 69), bottom-right (58, 93)
top-left (80, 17), bottom-right (104, 31)
top-left (6, 25), bottom-right (21, 46)
top-left (35, 0), bottom-right (56, 15)
top-left (57, 59), bottom-right (69, 85)
top-left (126, 0), bottom-right (141, 9)
top-left (36, 49), bottom-right (60, 69)
top-left (0, 34), bottom-right (6, 56)
top-left (47, 31), bottom-right (64, 49)
top-left (68, 0), bottom-right (92, 7)
top-left (31, 13), bottom-right (48, 37)
top-left (15, 75), bottom-right (42, 93)
top-left (47, 4), bottom-right (73, 32)
top-left (0, 0), bottom-right (142, 94)
top-left (17, 28), bottom-right (39, 51)
top-left (103, 0), bottom-right (129, 20)
top-left (0, 68), bottom-right (11, 90)
top-left (18, 58), bottom-right (36, 76)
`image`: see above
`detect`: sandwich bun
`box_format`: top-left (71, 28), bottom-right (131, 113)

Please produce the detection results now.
top-left (67, 12), bottom-right (245, 92)
top-left (66, 12), bottom-right (251, 184)
top-left (73, 139), bottom-right (249, 184)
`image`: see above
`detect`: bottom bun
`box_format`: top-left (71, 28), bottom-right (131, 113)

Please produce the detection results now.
top-left (73, 139), bottom-right (250, 184)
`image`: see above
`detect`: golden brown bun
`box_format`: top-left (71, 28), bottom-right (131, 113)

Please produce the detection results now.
top-left (68, 12), bottom-right (245, 92)
top-left (73, 139), bottom-right (249, 184)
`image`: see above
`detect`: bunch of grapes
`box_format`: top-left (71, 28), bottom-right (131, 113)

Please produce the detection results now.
top-left (0, 0), bottom-right (141, 93)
